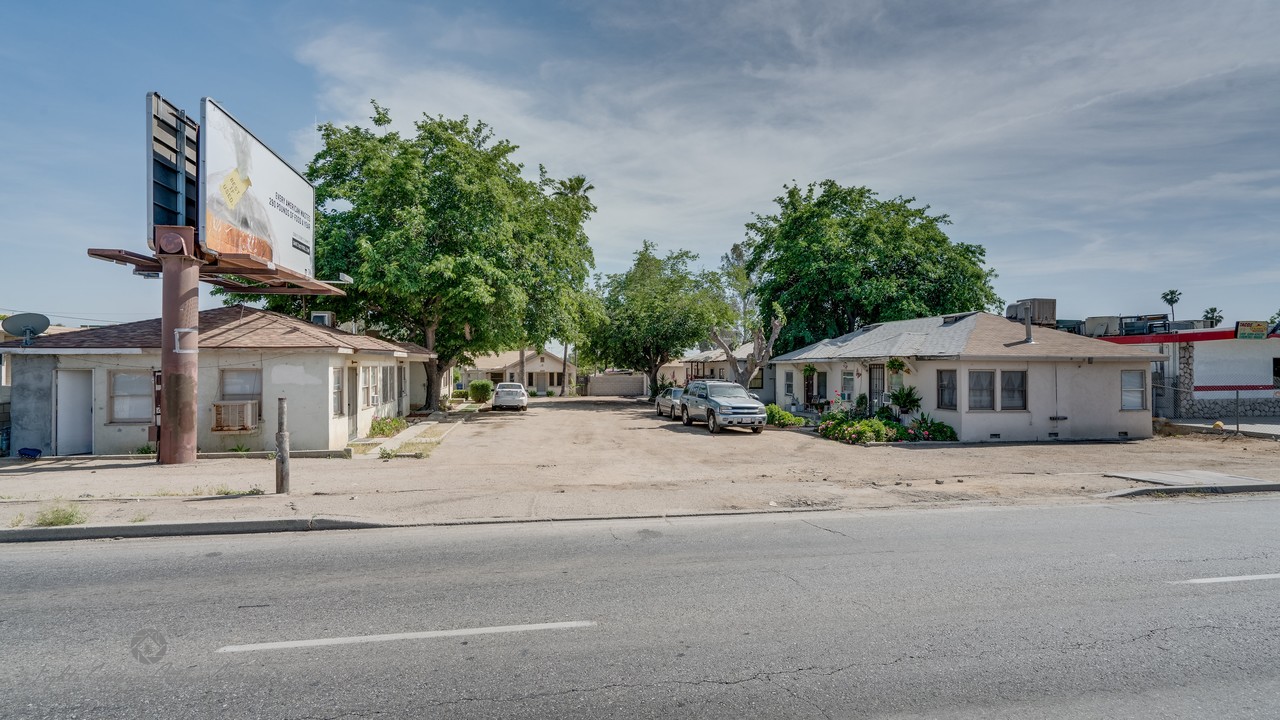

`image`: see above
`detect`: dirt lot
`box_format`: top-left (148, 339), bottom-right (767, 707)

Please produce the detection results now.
top-left (2, 397), bottom-right (1278, 527)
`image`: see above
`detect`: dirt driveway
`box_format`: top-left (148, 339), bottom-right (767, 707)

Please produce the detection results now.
top-left (3, 397), bottom-right (1279, 527)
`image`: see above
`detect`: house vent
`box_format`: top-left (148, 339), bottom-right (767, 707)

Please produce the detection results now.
top-left (1048, 432), bottom-right (1059, 438)
top-left (1118, 431), bottom-right (1129, 438)
top-left (310, 311), bottom-right (336, 327)
top-left (989, 433), bottom-right (1001, 440)
top-left (212, 401), bottom-right (258, 432)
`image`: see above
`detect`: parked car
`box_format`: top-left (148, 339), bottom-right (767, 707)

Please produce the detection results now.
top-left (655, 387), bottom-right (685, 418)
top-left (679, 380), bottom-right (766, 434)
top-left (492, 382), bottom-right (529, 411)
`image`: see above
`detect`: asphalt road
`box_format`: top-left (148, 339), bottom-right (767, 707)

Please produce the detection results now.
top-left (3, 497), bottom-right (1280, 719)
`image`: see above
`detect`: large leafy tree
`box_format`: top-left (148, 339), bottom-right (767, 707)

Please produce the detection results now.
top-left (222, 103), bottom-right (588, 410)
top-left (747, 181), bottom-right (1002, 354)
top-left (583, 242), bottom-right (730, 397)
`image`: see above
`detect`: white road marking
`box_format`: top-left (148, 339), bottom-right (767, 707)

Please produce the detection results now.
top-left (1170, 573), bottom-right (1280, 585)
top-left (216, 620), bottom-right (597, 653)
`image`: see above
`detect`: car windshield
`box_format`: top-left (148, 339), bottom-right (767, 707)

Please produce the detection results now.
top-left (671, 388), bottom-right (683, 397)
top-left (708, 384), bottom-right (749, 398)
top-left (496, 383), bottom-right (523, 391)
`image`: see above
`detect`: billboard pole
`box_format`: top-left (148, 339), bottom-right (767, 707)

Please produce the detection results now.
top-left (156, 226), bottom-right (200, 465)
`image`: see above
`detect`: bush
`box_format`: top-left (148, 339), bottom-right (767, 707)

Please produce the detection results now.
top-left (545, 390), bottom-right (555, 397)
top-left (468, 379), bottom-right (495, 403)
top-left (368, 415), bottom-right (408, 438)
top-left (889, 385), bottom-right (922, 414)
top-left (873, 405), bottom-right (900, 424)
top-left (817, 417), bottom-right (888, 444)
top-left (451, 389), bottom-right (469, 399)
top-left (765, 404), bottom-right (805, 427)
top-left (908, 412), bottom-right (958, 442)
top-left (132, 445), bottom-right (155, 455)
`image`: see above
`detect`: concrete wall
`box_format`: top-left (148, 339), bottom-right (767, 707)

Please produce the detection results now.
top-left (1182, 338), bottom-right (1280, 417)
top-left (773, 357), bottom-right (1153, 442)
top-left (588, 373), bottom-right (645, 396)
top-left (8, 354), bottom-right (55, 455)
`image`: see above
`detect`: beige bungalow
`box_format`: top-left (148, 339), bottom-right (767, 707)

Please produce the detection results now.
top-left (771, 312), bottom-right (1161, 442)
top-left (459, 349), bottom-right (578, 396)
top-left (0, 306), bottom-right (434, 456)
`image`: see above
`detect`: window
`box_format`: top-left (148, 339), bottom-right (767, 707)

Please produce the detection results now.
top-left (969, 371), bottom-right (994, 410)
top-left (221, 368), bottom-right (262, 404)
top-left (816, 372), bottom-right (827, 399)
top-left (1121, 370), bottom-right (1146, 410)
top-left (361, 366), bottom-right (380, 407)
top-left (1001, 371), bottom-right (1027, 411)
top-left (509, 372), bottom-right (515, 382)
top-left (553, 372), bottom-right (564, 387)
top-left (749, 370), bottom-right (764, 390)
top-left (527, 373), bottom-right (534, 388)
top-left (717, 367), bottom-right (725, 379)
top-left (784, 371), bottom-right (794, 397)
top-left (110, 372), bottom-right (152, 423)
top-left (381, 366), bottom-right (392, 406)
top-left (332, 369), bottom-right (343, 416)
top-left (937, 370), bottom-right (957, 410)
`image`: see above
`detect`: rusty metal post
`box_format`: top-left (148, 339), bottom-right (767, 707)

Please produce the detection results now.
top-left (157, 227), bottom-right (200, 465)
top-left (276, 397), bottom-right (290, 494)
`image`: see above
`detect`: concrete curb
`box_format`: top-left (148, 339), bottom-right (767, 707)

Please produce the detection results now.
top-left (0, 506), bottom-right (837, 543)
top-left (0, 517), bottom-right (394, 543)
top-left (1098, 483), bottom-right (1280, 499)
top-left (4, 449), bottom-right (352, 463)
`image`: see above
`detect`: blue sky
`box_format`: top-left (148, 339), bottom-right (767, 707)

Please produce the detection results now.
top-left (3, 0), bottom-right (1278, 329)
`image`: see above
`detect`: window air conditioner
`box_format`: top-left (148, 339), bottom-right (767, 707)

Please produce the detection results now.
top-left (310, 311), bottom-right (336, 327)
top-left (212, 400), bottom-right (259, 432)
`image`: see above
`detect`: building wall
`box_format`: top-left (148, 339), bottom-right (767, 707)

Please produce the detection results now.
top-left (1182, 337), bottom-right (1280, 417)
top-left (8, 354), bottom-right (55, 454)
top-left (7, 350), bottom-right (412, 456)
top-left (773, 357), bottom-right (1153, 442)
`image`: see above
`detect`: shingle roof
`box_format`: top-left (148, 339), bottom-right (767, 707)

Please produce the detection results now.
top-left (773, 312), bottom-right (1159, 363)
top-left (463, 349), bottom-right (574, 371)
top-left (0, 305), bottom-right (434, 358)
top-left (681, 343), bottom-right (752, 363)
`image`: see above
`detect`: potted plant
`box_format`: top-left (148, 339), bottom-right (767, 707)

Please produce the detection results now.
top-left (885, 358), bottom-right (909, 374)
top-left (889, 385), bottom-right (922, 422)
top-left (802, 363), bottom-right (818, 377)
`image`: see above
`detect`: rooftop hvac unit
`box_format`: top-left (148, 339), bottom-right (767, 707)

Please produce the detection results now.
top-left (310, 311), bottom-right (336, 327)
top-left (212, 400), bottom-right (258, 432)
top-left (1007, 298), bottom-right (1057, 326)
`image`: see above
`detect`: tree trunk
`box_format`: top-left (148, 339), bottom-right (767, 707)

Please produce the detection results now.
top-left (423, 319), bottom-right (441, 412)
top-left (647, 362), bottom-right (663, 400)
top-left (560, 342), bottom-right (570, 396)
top-left (519, 346), bottom-right (528, 389)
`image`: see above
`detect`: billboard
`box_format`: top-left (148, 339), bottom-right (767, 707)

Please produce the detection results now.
top-left (1235, 321), bottom-right (1269, 340)
top-left (146, 92), bottom-right (200, 250)
top-left (199, 98), bottom-right (314, 278)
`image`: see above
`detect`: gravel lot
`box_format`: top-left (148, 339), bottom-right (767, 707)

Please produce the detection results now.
top-left (3, 396), bottom-right (1278, 527)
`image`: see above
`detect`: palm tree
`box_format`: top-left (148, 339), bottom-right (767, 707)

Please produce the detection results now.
top-left (1160, 289), bottom-right (1181, 321)
top-left (553, 175), bottom-right (595, 201)
top-left (1202, 307), bottom-right (1223, 328)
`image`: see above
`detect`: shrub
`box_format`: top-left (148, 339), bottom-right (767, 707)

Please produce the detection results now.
top-left (451, 389), bottom-right (469, 399)
top-left (873, 405), bottom-right (900, 424)
top-left (132, 445), bottom-right (155, 455)
top-left (468, 379), bottom-right (495, 403)
top-left (368, 415), bottom-right (408, 438)
top-left (228, 443), bottom-right (252, 453)
top-left (817, 417), bottom-right (888, 444)
top-left (765, 404), bottom-right (805, 427)
top-left (545, 390), bottom-right (555, 397)
top-left (908, 412), bottom-right (958, 442)
top-left (889, 385), bottom-right (922, 414)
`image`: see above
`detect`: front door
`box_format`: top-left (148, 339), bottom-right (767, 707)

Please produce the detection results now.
top-left (347, 367), bottom-right (359, 440)
top-left (55, 369), bottom-right (93, 455)
top-left (536, 372), bottom-right (548, 395)
top-left (868, 364), bottom-right (885, 412)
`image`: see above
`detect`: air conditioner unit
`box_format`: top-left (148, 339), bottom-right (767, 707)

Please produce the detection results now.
top-left (880, 393), bottom-right (893, 405)
top-left (310, 311), bottom-right (336, 327)
top-left (212, 400), bottom-right (258, 432)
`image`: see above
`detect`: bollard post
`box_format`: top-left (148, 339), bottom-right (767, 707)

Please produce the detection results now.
top-left (1235, 390), bottom-right (1241, 436)
top-left (276, 397), bottom-right (290, 494)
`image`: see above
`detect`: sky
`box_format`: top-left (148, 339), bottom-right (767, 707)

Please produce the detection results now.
top-left (2, 0), bottom-right (1278, 331)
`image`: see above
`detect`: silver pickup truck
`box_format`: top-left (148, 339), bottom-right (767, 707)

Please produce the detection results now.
top-left (679, 380), bottom-right (766, 434)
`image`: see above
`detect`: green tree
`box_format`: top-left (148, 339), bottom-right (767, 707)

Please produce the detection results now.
top-left (1202, 307), bottom-right (1224, 328)
top-left (583, 242), bottom-right (731, 398)
top-left (746, 181), bottom-right (1002, 354)
top-left (719, 241), bottom-right (757, 345)
top-left (221, 103), bottom-right (577, 411)
top-left (1269, 309), bottom-right (1280, 325)
top-left (1160, 289), bottom-right (1181, 321)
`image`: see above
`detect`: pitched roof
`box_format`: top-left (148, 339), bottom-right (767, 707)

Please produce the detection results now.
top-left (681, 343), bottom-right (752, 363)
top-left (463, 349), bottom-right (575, 371)
top-left (773, 312), bottom-right (1160, 363)
top-left (0, 306), bottom-right (434, 358)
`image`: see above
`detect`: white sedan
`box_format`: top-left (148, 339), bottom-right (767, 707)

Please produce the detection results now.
top-left (493, 382), bottom-right (529, 411)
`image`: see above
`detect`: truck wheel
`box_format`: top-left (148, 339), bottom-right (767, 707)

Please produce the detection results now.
top-left (751, 426), bottom-right (763, 434)
top-left (708, 412), bottom-right (720, 434)
top-left (681, 406), bottom-right (692, 426)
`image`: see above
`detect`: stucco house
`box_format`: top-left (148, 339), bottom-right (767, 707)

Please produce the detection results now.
top-left (0, 306), bottom-right (434, 456)
top-left (459, 350), bottom-right (577, 395)
top-left (681, 343), bottom-right (775, 403)
top-left (771, 312), bottom-right (1161, 442)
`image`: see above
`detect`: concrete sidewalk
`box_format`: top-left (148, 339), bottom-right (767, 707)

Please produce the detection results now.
top-left (1169, 417), bottom-right (1280, 439)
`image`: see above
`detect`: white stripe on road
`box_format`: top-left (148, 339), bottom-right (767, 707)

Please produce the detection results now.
top-left (216, 620), bottom-right (597, 653)
top-left (1170, 573), bottom-right (1280, 585)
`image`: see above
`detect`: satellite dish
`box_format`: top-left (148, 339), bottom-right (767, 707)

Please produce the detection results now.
top-left (2, 313), bottom-right (51, 346)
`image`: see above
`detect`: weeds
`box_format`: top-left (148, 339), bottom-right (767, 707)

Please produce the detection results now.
top-left (128, 511), bottom-right (149, 523)
top-left (368, 416), bottom-right (409, 438)
top-left (228, 443), bottom-right (252, 453)
top-left (394, 441), bottom-right (434, 457)
top-left (133, 445), bottom-right (155, 455)
top-left (34, 502), bottom-right (88, 527)
top-left (213, 485), bottom-right (266, 496)
top-left (8, 512), bottom-right (24, 528)
top-left (378, 447), bottom-right (395, 460)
